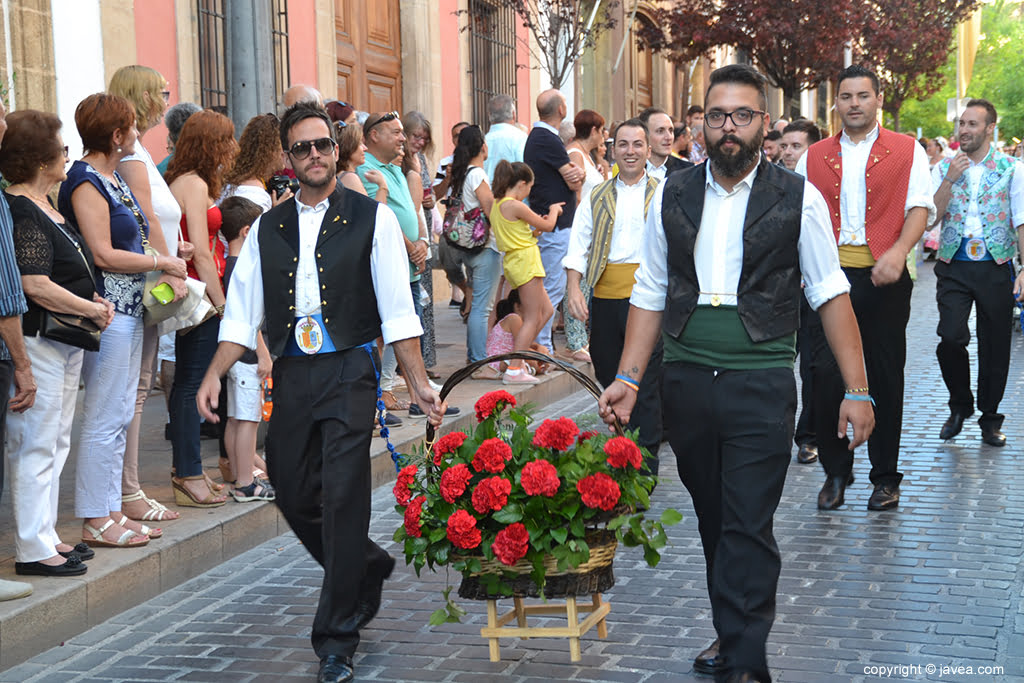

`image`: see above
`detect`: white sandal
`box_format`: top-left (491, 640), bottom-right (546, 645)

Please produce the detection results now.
top-left (82, 519), bottom-right (149, 548)
top-left (116, 514), bottom-right (162, 539)
top-left (122, 490), bottom-right (179, 522)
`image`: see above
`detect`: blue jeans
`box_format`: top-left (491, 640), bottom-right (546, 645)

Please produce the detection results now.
top-left (170, 316), bottom-right (220, 478)
top-left (465, 248), bottom-right (501, 362)
top-left (537, 228), bottom-right (571, 350)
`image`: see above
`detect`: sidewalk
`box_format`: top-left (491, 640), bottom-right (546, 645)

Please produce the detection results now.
top-left (0, 291), bottom-right (592, 669)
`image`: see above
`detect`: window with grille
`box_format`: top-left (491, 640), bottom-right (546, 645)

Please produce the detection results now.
top-left (270, 0), bottom-right (290, 112)
top-left (197, 0), bottom-right (228, 113)
top-left (467, 0), bottom-right (518, 127)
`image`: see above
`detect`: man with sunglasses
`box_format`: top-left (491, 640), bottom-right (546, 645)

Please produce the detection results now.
top-left (198, 102), bottom-right (445, 683)
top-left (599, 64), bottom-right (872, 683)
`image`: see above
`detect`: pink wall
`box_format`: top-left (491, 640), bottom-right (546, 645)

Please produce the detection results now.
top-left (515, 21), bottom-right (532, 128)
top-left (439, 0), bottom-right (462, 159)
top-left (133, 0), bottom-right (179, 164)
top-left (287, 0), bottom-right (320, 96)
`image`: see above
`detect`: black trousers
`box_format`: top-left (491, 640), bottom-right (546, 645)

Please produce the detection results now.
top-left (812, 267), bottom-right (912, 487)
top-left (265, 347), bottom-right (390, 659)
top-left (794, 296), bottom-right (817, 448)
top-left (664, 363), bottom-right (795, 683)
top-left (935, 259), bottom-right (1014, 431)
top-left (589, 296), bottom-right (662, 473)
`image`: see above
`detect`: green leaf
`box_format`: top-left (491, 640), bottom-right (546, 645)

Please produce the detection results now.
top-left (493, 503), bottom-right (523, 524)
top-left (550, 527), bottom-right (568, 545)
top-left (429, 608), bottom-right (450, 626)
top-left (643, 545), bottom-right (661, 567)
top-left (661, 508), bottom-right (683, 525)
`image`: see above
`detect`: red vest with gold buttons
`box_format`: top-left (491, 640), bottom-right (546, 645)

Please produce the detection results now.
top-left (805, 127), bottom-right (916, 259)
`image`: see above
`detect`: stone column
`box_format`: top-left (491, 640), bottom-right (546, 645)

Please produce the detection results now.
top-left (399, 0), bottom-right (442, 129)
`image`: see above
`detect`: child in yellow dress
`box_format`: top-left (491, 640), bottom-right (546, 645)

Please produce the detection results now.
top-left (489, 160), bottom-right (564, 384)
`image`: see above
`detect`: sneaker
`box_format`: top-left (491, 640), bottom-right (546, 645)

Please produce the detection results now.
top-left (380, 411), bottom-right (403, 427)
top-left (0, 578), bottom-right (33, 601)
top-left (503, 368), bottom-right (539, 385)
top-left (409, 404), bottom-right (461, 419)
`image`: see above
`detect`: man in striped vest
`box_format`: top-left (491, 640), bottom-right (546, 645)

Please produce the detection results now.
top-left (564, 119), bottom-right (662, 473)
top-left (932, 99), bottom-right (1024, 447)
top-left (798, 65), bottom-right (936, 512)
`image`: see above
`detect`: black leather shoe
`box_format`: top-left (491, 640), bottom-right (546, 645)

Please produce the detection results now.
top-left (796, 443), bottom-right (818, 464)
top-left (867, 483), bottom-right (900, 511)
top-left (15, 556), bottom-right (87, 577)
top-left (981, 428), bottom-right (1006, 447)
top-left (355, 554), bottom-right (396, 630)
top-left (58, 542), bottom-right (95, 561)
top-left (817, 475), bottom-right (852, 510)
top-left (939, 412), bottom-right (968, 440)
top-left (317, 655), bottom-right (354, 683)
top-left (724, 672), bottom-right (764, 683)
top-left (693, 638), bottom-right (725, 674)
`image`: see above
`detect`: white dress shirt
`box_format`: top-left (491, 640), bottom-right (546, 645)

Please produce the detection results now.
top-left (930, 149), bottom-right (1024, 237)
top-left (484, 122), bottom-right (528, 182)
top-left (796, 124), bottom-right (936, 245)
top-left (630, 162), bottom-right (850, 313)
top-left (219, 189), bottom-right (423, 351)
top-left (564, 173), bottom-right (650, 274)
top-left (646, 159), bottom-right (668, 183)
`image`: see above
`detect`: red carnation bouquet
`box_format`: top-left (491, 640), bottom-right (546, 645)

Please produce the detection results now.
top-left (393, 389), bottom-right (681, 624)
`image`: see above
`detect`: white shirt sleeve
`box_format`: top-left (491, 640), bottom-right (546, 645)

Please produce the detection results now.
top-left (906, 141), bottom-right (937, 225)
top-left (372, 204), bottom-right (424, 344)
top-left (799, 182), bottom-right (851, 310)
top-left (1011, 161), bottom-right (1024, 229)
top-left (219, 215), bottom-right (266, 350)
top-left (563, 189), bottom-right (594, 275)
top-left (629, 183), bottom-right (668, 311)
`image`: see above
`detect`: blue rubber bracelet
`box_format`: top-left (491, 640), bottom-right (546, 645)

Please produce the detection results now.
top-left (844, 392), bottom-right (875, 406)
top-left (614, 374), bottom-right (639, 391)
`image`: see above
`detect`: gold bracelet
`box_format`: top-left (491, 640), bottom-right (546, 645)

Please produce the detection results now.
top-left (846, 386), bottom-right (869, 394)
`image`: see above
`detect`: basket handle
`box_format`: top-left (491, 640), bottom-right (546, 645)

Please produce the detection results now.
top-left (425, 351), bottom-right (625, 444)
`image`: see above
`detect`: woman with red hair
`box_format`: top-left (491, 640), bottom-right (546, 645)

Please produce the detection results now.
top-left (165, 110), bottom-right (238, 508)
top-left (58, 93), bottom-right (187, 548)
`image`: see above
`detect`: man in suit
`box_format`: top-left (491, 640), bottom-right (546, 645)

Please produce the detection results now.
top-left (599, 64), bottom-right (873, 683)
top-left (639, 107), bottom-right (693, 180)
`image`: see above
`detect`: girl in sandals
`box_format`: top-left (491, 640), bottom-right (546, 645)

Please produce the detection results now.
top-left (475, 289), bottom-right (549, 380)
top-left (489, 160), bottom-right (562, 385)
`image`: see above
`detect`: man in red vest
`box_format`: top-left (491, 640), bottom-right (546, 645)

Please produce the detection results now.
top-left (797, 65), bottom-right (935, 511)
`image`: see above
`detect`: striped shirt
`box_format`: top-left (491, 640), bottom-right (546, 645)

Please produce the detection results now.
top-left (0, 191), bottom-right (28, 361)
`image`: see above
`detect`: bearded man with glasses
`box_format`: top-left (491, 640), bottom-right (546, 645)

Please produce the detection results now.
top-left (198, 102), bottom-right (446, 683)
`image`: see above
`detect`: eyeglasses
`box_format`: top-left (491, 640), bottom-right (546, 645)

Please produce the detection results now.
top-left (364, 111), bottom-right (401, 135)
top-left (287, 137), bottom-right (337, 159)
top-left (161, 90), bottom-right (171, 103)
top-left (62, 145), bottom-right (69, 158)
top-left (704, 109), bottom-right (765, 129)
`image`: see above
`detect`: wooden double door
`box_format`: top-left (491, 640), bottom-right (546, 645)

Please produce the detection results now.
top-left (335, 0), bottom-right (402, 113)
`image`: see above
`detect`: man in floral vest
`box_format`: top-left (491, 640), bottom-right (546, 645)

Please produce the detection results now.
top-left (797, 65), bottom-right (935, 512)
top-left (931, 99), bottom-right (1024, 447)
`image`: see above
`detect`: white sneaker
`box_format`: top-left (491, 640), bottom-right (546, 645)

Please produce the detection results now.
top-left (503, 368), bottom-right (539, 385)
top-left (0, 578), bottom-right (33, 601)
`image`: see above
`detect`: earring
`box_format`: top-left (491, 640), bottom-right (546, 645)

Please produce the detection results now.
top-left (117, 147), bottom-right (122, 153)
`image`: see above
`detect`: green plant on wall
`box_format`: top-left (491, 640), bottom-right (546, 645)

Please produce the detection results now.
top-left (0, 71), bottom-right (15, 110)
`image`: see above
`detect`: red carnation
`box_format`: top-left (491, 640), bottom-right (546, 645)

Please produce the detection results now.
top-left (604, 436), bottom-right (643, 469)
top-left (471, 438), bottom-right (513, 473)
top-left (491, 522), bottom-right (530, 566)
top-left (532, 417), bottom-right (580, 451)
top-left (577, 472), bottom-right (621, 511)
top-left (577, 430), bottom-right (599, 444)
top-left (393, 464), bottom-right (417, 507)
top-left (433, 431), bottom-right (468, 465)
top-left (404, 496), bottom-right (425, 537)
top-left (440, 463), bottom-right (473, 503)
top-left (446, 509), bottom-right (482, 549)
top-left (471, 476), bottom-right (512, 514)
top-left (474, 390), bottom-right (516, 422)
top-left (521, 459), bottom-right (560, 497)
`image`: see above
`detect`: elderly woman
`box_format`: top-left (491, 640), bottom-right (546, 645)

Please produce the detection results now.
top-left (58, 93), bottom-right (187, 548)
top-left (165, 111), bottom-right (237, 508)
top-left (109, 64), bottom-right (190, 524)
top-left (0, 110), bottom-right (114, 575)
top-left (157, 102), bottom-right (202, 176)
top-left (221, 113), bottom-right (288, 211)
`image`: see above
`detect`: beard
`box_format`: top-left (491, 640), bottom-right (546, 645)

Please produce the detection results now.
top-left (294, 157), bottom-right (337, 188)
top-left (708, 128), bottom-right (763, 178)
top-left (959, 133), bottom-right (985, 155)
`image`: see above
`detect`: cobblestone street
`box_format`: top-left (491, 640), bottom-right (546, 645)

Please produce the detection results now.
top-left (4, 261), bottom-right (1023, 683)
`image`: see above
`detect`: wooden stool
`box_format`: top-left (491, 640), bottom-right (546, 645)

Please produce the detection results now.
top-left (479, 593), bottom-right (611, 662)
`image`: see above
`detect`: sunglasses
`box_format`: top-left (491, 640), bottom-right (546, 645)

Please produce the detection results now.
top-left (364, 111), bottom-right (401, 135)
top-left (287, 137), bottom-right (337, 159)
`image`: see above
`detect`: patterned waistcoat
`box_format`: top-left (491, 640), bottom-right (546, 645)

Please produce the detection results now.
top-left (583, 175), bottom-right (660, 292)
top-left (936, 148), bottom-right (1018, 264)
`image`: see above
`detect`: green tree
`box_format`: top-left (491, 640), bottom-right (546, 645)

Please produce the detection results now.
top-left (899, 1), bottom-right (1024, 143)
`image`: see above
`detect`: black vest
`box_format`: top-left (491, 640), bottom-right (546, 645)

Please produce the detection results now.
top-left (662, 162), bottom-right (804, 343)
top-left (258, 183), bottom-right (382, 357)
